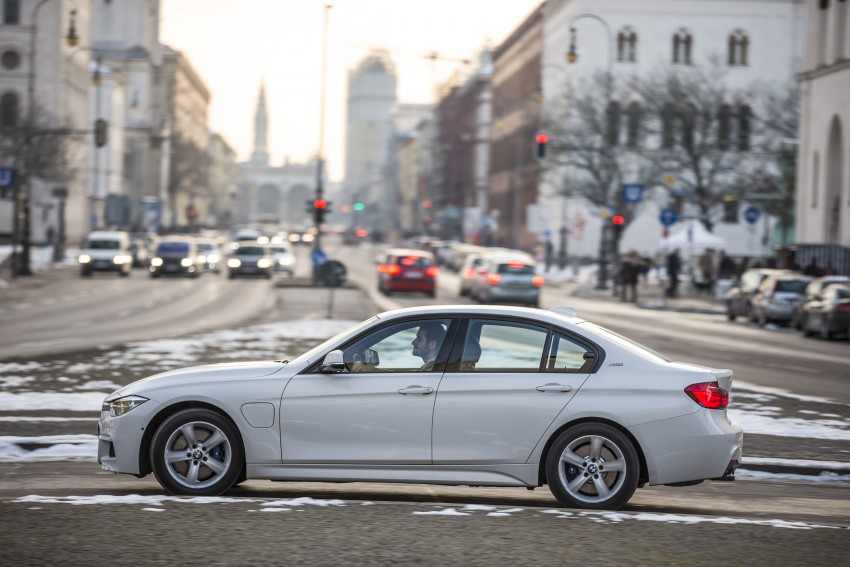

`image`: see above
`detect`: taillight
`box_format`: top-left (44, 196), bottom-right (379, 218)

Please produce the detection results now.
top-left (487, 274), bottom-right (501, 285)
top-left (532, 275), bottom-right (545, 287)
top-left (835, 303), bottom-right (850, 312)
top-left (387, 265), bottom-right (401, 276)
top-left (464, 268), bottom-right (476, 280)
top-left (377, 264), bottom-right (388, 273)
top-left (685, 382), bottom-right (728, 410)
top-left (426, 266), bottom-right (439, 277)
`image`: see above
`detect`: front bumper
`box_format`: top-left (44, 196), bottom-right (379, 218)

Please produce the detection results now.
top-left (98, 399), bottom-right (163, 476)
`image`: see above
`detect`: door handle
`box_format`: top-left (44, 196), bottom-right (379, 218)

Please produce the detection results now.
top-left (536, 383), bottom-right (573, 393)
top-left (398, 386), bottom-right (434, 395)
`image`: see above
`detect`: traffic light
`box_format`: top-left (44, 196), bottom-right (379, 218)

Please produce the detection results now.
top-left (94, 118), bottom-right (108, 147)
top-left (611, 215), bottom-right (625, 239)
top-left (312, 197), bottom-right (330, 225)
top-left (352, 201), bottom-right (365, 211)
top-left (536, 131), bottom-right (548, 159)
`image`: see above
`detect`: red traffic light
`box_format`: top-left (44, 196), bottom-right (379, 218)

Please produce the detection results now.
top-left (536, 132), bottom-right (549, 144)
top-left (313, 198), bottom-right (328, 209)
top-left (612, 215), bottom-right (625, 225)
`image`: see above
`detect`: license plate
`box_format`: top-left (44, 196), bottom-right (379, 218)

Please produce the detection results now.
top-left (243, 267), bottom-right (257, 273)
top-left (165, 265), bottom-right (177, 272)
top-left (406, 271), bottom-right (422, 278)
top-left (94, 261), bottom-right (108, 268)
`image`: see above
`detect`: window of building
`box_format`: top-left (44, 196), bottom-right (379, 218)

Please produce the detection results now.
top-left (617, 27), bottom-right (638, 63)
top-left (627, 102), bottom-right (641, 148)
top-left (728, 30), bottom-right (749, 66)
top-left (736, 104), bottom-right (752, 151)
top-left (672, 29), bottom-right (693, 64)
top-left (606, 101), bottom-right (621, 147)
top-left (717, 104), bottom-right (731, 150)
top-left (0, 91), bottom-right (18, 127)
top-left (3, 0), bottom-right (20, 25)
top-left (681, 104), bottom-right (696, 152)
top-left (1, 49), bottom-right (21, 70)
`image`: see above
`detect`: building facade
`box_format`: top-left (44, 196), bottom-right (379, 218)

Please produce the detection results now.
top-left (795, 0), bottom-right (849, 247)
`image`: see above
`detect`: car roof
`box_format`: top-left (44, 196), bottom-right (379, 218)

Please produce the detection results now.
top-left (374, 304), bottom-right (584, 326)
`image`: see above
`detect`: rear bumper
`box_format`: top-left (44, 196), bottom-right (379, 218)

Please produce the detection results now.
top-left (630, 409), bottom-right (743, 486)
top-left (386, 279), bottom-right (435, 292)
top-left (487, 287), bottom-right (540, 302)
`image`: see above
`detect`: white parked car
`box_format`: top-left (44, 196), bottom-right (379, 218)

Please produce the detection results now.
top-left (98, 305), bottom-right (742, 510)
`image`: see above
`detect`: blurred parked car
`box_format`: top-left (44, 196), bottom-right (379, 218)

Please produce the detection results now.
top-left (149, 237), bottom-right (203, 278)
top-left (470, 255), bottom-right (543, 307)
top-left (269, 242), bottom-right (296, 276)
top-left (195, 238), bottom-right (224, 273)
top-left (725, 268), bottom-right (795, 322)
top-left (800, 284), bottom-right (850, 340)
top-left (227, 244), bottom-right (274, 279)
top-left (791, 275), bottom-right (850, 329)
top-left (377, 248), bottom-right (438, 297)
top-left (78, 230), bottom-right (133, 277)
top-left (750, 274), bottom-right (812, 325)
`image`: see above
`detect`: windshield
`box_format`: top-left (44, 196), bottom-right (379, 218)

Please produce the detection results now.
top-left (236, 246), bottom-right (266, 256)
top-left (197, 243), bottom-right (215, 252)
top-left (86, 239), bottom-right (120, 250)
top-left (156, 242), bottom-right (189, 255)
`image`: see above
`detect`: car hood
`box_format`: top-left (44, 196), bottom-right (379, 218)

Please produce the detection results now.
top-left (108, 361), bottom-right (288, 400)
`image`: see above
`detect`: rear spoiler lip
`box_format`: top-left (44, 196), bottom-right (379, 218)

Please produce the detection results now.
top-left (711, 368), bottom-right (734, 391)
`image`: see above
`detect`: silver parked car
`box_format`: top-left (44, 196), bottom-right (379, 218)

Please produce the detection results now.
top-left (98, 305), bottom-right (742, 510)
top-left (751, 274), bottom-right (812, 326)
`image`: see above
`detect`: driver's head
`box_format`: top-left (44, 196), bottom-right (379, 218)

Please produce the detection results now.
top-left (411, 322), bottom-right (446, 359)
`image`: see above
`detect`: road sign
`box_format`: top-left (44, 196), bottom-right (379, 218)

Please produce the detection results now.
top-left (744, 206), bottom-right (760, 225)
top-left (622, 183), bottom-right (644, 203)
top-left (310, 248), bottom-right (328, 267)
top-left (659, 208), bottom-right (677, 227)
top-left (0, 167), bottom-right (14, 199)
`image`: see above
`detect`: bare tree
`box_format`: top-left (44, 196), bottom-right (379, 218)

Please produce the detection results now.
top-left (628, 62), bottom-right (755, 230)
top-left (542, 71), bottom-right (656, 288)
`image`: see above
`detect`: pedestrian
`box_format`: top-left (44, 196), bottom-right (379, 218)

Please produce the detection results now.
top-left (718, 251), bottom-right (737, 280)
top-left (620, 251), bottom-right (641, 302)
top-left (697, 251), bottom-right (715, 295)
top-left (666, 249), bottom-right (681, 298)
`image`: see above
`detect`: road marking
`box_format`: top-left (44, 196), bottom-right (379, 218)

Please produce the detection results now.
top-left (116, 310), bottom-right (132, 317)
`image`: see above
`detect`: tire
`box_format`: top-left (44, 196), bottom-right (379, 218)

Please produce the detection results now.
top-left (151, 408), bottom-right (244, 496)
top-left (546, 423), bottom-right (639, 511)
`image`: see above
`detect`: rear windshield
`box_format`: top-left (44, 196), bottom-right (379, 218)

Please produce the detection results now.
top-left (156, 242), bottom-right (189, 255)
top-left (270, 246), bottom-right (291, 254)
top-left (836, 288), bottom-right (850, 300)
top-left (85, 239), bottom-right (120, 250)
top-left (775, 280), bottom-right (809, 293)
top-left (393, 255), bottom-right (431, 267)
top-left (497, 262), bottom-right (534, 275)
top-left (237, 246), bottom-right (266, 256)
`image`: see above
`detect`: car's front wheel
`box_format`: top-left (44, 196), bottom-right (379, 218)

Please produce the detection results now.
top-left (151, 408), bottom-right (244, 496)
top-left (546, 423), bottom-right (639, 510)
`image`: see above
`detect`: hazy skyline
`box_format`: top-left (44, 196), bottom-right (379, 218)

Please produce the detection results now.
top-left (160, 0), bottom-right (542, 183)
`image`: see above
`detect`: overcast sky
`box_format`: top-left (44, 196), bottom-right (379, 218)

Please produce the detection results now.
top-left (159, 0), bottom-right (542, 183)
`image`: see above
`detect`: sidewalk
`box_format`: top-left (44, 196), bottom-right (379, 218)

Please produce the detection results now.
top-left (545, 271), bottom-right (726, 315)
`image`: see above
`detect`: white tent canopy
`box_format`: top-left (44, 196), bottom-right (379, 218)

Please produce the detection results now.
top-left (659, 220), bottom-right (726, 253)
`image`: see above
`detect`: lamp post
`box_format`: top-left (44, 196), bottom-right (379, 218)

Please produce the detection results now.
top-left (566, 13), bottom-right (615, 289)
top-left (15, 2), bottom-right (80, 276)
top-left (313, 4), bottom-right (332, 252)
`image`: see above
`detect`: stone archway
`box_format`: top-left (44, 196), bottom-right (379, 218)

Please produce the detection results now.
top-left (286, 184), bottom-right (312, 228)
top-left (824, 116), bottom-right (843, 244)
top-left (257, 183), bottom-right (282, 223)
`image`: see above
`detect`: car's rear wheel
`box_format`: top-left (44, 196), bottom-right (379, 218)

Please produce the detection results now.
top-left (151, 408), bottom-right (244, 496)
top-left (546, 423), bottom-right (639, 510)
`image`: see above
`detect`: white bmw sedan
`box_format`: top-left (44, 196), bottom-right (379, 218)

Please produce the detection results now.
top-left (98, 305), bottom-right (742, 510)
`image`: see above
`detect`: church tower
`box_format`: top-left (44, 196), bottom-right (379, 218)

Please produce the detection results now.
top-left (251, 83), bottom-right (270, 166)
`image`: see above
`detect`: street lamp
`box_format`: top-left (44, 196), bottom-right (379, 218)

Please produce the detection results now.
top-left (15, 3), bottom-right (83, 276)
top-left (565, 13), bottom-right (615, 289)
top-left (313, 4), bottom-right (332, 252)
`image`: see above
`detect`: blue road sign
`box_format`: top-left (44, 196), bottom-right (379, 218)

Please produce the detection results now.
top-left (0, 167), bottom-right (14, 198)
top-left (310, 248), bottom-right (328, 267)
top-left (659, 208), bottom-right (677, 227)
top-left (622, 183), bottom-right (644, 203)
top-left (744, 206), bottom-right (760, 225)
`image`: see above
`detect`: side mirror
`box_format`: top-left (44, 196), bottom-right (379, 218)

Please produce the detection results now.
top-left (319, 350), bottom-right (346, 373)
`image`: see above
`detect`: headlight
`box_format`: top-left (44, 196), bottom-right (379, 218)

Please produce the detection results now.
top-left (301, 234), bottom-right (315, 243)
top-left (113, 255), bottom-right (131, 265)
top-left (257, 258), bottom-right (272, 269)
top-left (150, 257), bottom-right (163, 267)
top-left (228, 258), bottom-right (242, 268)
top-left (102, 395), bottom-right (148, 417)
top-left (197, 255), bottom-right (207, 263)
top-left (207, 254), bottom-right (220, 263)
top-left (78, 254), bottom-right (92, 264)
top-left (181, 257), bottom-right (194, 267)
top-left (278, 257), bottom-right (293, 266)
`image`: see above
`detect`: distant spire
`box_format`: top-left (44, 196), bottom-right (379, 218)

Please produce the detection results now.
top-left (251, 82), bottom-right (269, 165)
